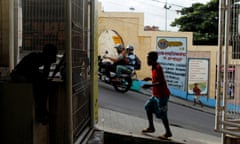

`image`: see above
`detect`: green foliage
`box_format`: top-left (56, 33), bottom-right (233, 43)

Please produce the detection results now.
top-left (171, 0), bottom-right (219, 45)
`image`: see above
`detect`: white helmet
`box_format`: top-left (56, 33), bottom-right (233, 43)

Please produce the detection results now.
top-left (126, 45), bottom-right (134, 51)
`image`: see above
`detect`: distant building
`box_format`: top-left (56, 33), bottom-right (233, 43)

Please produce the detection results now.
top-left (144, 25), bottom-right (160, 31)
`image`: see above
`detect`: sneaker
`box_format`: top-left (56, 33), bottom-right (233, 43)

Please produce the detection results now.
top-left (141, 127), bottom-right (155, 133)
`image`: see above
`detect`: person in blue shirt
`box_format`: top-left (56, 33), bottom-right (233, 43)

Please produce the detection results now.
top-left (113, 45), bottom-right (136, 81)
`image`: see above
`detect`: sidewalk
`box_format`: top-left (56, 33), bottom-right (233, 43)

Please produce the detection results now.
top-left (95, 87), bottom-right (221, 144)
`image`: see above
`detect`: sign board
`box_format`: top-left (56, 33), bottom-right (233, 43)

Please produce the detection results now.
top-left (188, 58), bottom-right (209, 95)
top-left (156, 37), bottom-right (187, 90)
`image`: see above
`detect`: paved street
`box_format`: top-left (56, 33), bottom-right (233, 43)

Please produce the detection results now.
top-left (96, 82), bottom-right (221, 144)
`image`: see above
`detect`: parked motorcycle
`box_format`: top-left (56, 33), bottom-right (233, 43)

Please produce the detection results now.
top-left (98, 52), bottom-right (136, 93)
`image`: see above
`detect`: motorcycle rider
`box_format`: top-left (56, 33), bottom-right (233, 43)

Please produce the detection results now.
top-left (126, 45), bottom-right (136, 69)
top-left (114, 45), bottom-right (136, 81)
top-left (102, 44), bottom-right (128, 81)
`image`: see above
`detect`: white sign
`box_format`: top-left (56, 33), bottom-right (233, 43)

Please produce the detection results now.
top-left (156, 37), bottom-right (187, 90)
top-left (188, 58), bottom-right (209, 94)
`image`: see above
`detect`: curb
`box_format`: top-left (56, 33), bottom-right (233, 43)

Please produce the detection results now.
top-left (130, 80), bottom-right (215, 115)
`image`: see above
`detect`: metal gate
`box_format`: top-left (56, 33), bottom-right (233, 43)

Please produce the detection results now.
top-left (19, 0), bottom-right (95, 143)
top-left (215, 0), bottom-right (240, 139)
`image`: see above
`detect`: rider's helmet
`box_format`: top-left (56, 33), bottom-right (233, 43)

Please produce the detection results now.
top-left (114, 44), bottom-right (125, 52)
top-left (126, 45), bottom-right (134, 51)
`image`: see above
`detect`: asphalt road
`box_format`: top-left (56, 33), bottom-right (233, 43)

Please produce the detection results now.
top-left (98, 81), bottom-right (221, 137)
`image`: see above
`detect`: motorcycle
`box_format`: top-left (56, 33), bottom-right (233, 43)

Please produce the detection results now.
top-left (98, 52), bottom-right (137, 93)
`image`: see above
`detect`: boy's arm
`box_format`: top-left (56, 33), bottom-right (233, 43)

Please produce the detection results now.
top-left (142, 81), bottom-right (161, 89)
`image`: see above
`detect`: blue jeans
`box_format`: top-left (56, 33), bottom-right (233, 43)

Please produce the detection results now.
top-left (144, 96), bottom-right (169, 119)
top-left (116, 65), bottom-right (132, 77)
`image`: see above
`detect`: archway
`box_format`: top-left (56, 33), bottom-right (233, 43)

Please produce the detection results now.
top-left (98, 29), bottom-right (124, 62)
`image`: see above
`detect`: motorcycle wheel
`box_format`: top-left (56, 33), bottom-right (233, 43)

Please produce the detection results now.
top-left (113, 77), bottom-right (132, 93)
